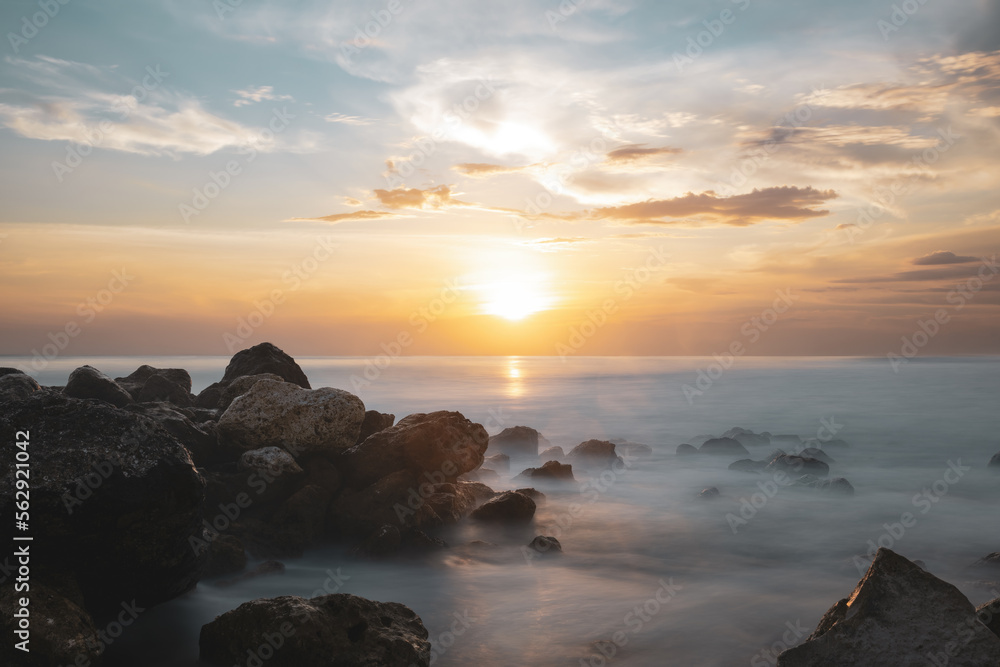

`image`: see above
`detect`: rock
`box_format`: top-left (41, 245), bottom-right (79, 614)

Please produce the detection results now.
top-left (195, 382), bottom-right (225, 410)
top-left (729, 459), bottom-right (766, 474)
top-left (487, 425), bottom-right (550, 457)
top-left (800, 447), bottom-right (835, 464)
top-left (358, 524), bottom-right (403, 557)
top-left (0, 582), bottom-right (102, 667)
top-left (0, 392), bottom-right (205, 615)
top-left (777, 548), bottom-right (1000, 666)
top-left (567, 439), bottom-right (623, 469)
top-left (63, 365), bottom-right (134, 407)
top-left (698, 487), bottom-right (720, 499)
top-left (345, 411), bottom-right (488, 488)
top-left (514, 488), bottom-right (546, 504)
top-left (527, 535), bottom-right (562, 554)
top-left (116, 365), bottom-right (193, 397)
top-left (699, 437), bottom-right (749, 457)
top-left (126, 402), bottom-right (221, 466)
top-left (221, 342), bottom-right (311, 389)
top-left (970, 552), bottom-right (1000, 571)
top-left (989, 451), bottom-right (1000, 469)
top-left (470, 490), bottom-right (536, 522)
top-left (723, 427), bottom-right (770, 447)
top-left (217, 372), bottom-right (284, 412)
top-left (459, 468), bottom-right (500, 484)
top-left (264, 485), bottom-right (331, 556)
top-left (137, 372), bottom-right (194, 406)
top-left (199, 594), bottom-right (430, 667)
top-left (206, 534), bottom-right (247, 577)
top-left (676, 443), bottom-right (698, 456)
top-left (484, 452), bottom-right (511, 472)
top-left (767, 454), bottom-right (829, 477)
top-left (216, 560), bottom-right (286, 588)
top-left (514, 460), bottom-right (575, 482)
top-left (0, 372), bottom-right (40, 403)
top-left (239, 446), bottom-right (305, 480)
top-left (538, 446), bottom-right (565, 461)
top-left (356, 410), bottom-right (396, 445)
top-left (0, 366), bottom-right (25, 377)
top-left (218, 379), bottom-right (365, 459)
top-left (976, 597), bottom-right (1000, 638)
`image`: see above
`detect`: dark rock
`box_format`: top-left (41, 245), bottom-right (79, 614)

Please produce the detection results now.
top-left (729, 459), bottom-right (766, 473)
top-left (0, 582), bottom-right (102, 666)
top-left (698, 487), bottom-right (720, 499)
top-left (218, 380), bottom-right (365, 459)
top-left (567, 439), bottom-right (623, 469)
top-left (218, 372), bottom-right (284, 412)
top-left (485, 452), bottom-right (511, 472)
top-left (459, 468), bottom-right (500, 484)
top-left (800, 447), bottom-right (835, 464)
top-left (358, 524), bottom-right (402, 557)
top-left (0, 367), bottom-right (25, 377)
top-left (767, 454), bottom-right (829, 477)
top-left (199, 593), bottom-right (430, 667)
top-left (126, 401), bottom-right (221, 467)
top-left (514, 460), bottom-right (575, 482)
top-left (116, 365), bottom-right (193, 396)
top-left (723, 427), bottom-right (770, 447)
top-left (515, 488), bottom-right (546, 504)
top-left (221, 342), bottom-right (311, 389)
top-left (0, 372), bottom-right (40, 403)
top-left (777, 548), bottom-right (1000, 666)
top-left (970, 552), bottom-right (1000, 571)
top-left (195, 382), bottom-right (225, 410)
top-left (264, 485), bottom-right (331, 555)
top-left (356, 410), bottom-right (396, 445)
top-left (137, 372), bottom-right (194, 406)
top-left (345, 411), bottom-right (488, 488)
top-left (676, 443), bottom-right (698, 456)
top-left (989, 451), bottom-right (1000, 469)
top-left (238, 446), bottom-right (305, 504)
top-left (63, 365), bottom-right (133, 407)
top-left (976, 597), bottom-right (1000, 638)
top-left (205, 534), bottom-right (247, 577)
top-left (470, 490), bottom-right (536, 522)
top-left (699, 437), bottom-right (750, 457)
top-left (0, 393), bottom-right (205, 615)
top-left (527, 535), bottom-right (562, 554)
top-left (487, 425), bottom-right (550, 457)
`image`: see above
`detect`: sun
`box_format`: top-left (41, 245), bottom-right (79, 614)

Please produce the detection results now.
top-left (480, 278), bottom-right (553, 321)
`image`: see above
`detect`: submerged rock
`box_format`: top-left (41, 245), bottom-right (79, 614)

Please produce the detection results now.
top-left (766, 454), bottom-right (829, 478)
top-left (487, 425), bottom-right (550, 457)
top-left (514, 460), bottom-right (575, 482)
top-left (676, 443), bottom-right (698, 456)
top-left (729, 459), bottom-right (766, 474)
top-left (699, 437), bottom-right (750, 457)
top-left (200, 594), bottom-right (430, 667)
top-left (470, 490), bottom-right (536, 522)
top-left (484, 452), bottom-right (511, 472)
top-left (567, 439), bottom-right (623, 469)
top-left (777, 548), bottom-right (1000, 666)
top-left (698, 487), bottom-right (720, 499)
top-left (64, 365), bottom-right (134, 407)
top-left (217, 379), bottom-right (365, 459)
top-left (527, 535), bottom-right (562, 554)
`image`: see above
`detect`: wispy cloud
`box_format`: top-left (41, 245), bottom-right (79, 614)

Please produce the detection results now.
top-left (232, 85), bottom-right (293, 107)
top-left (324, 112), bottom-right (375, 125)
top-left (912, 250), bottom-right (980, 265)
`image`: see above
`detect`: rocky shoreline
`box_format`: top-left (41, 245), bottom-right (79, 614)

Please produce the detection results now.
top-left (1, 343), bottom-right (999, 665)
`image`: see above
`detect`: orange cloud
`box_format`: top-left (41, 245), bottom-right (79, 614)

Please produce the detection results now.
top-left (605, 144), bottom-right (682, 163)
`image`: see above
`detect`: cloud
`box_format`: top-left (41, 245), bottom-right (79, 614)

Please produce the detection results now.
top-left (290, 210), bottom-right (402, 224)
top-left (372, 185), bottom-right (469, 210)
top-left (912, 250), bottom-right (979, 265)
top-left (453, 162), bottom-right (528, 177)
top-left (592, 186), bottom-right (838, 226)
top-left (232, 85), bottom-right (293, 107)
top-left (605, 144), bottom-right (682, 164)
top-left (834, 264), bottom-right (991, 283)
top-left (324, 112), bottom-right (375, 125)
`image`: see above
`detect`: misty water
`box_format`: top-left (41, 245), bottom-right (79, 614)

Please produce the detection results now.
top-left (13, 355), bottom-right (1000, 666)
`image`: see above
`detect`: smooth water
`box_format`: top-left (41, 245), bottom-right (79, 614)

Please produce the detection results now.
top-left (8, 355), bottom-right (1000, 666)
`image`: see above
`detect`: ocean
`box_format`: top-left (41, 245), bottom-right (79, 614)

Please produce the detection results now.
top-left (9, 355), bottom-right (1000, 666)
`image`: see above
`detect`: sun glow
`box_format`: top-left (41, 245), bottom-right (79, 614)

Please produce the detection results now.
top-left (479, 277), bottom-right (553, 320)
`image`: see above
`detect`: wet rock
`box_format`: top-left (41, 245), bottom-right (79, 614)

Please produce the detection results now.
top-left (514, 460), bottom-right (575, 482)
top-left (698, 487), bottom-right (720, 499)
top-left (729, 459), bottom-right (766, 474)
top-left (777, 548), bottom-right (1000, 666)
top-left (0, 392), bottom-right (205, 615)
top-left (199, 593), bottom-right (430, 667)
top-left (220, 342), bottom-right (311, 389)
top-left (515, 488), bottom-right (546, 504)
top-left (527, 535), bottom-right (562, 554)
top-left (484, 453), bottom-right (511, 472)
top-left (766, 454), bottom-right (829, 478)
top-left (356, 410), bottom-right (396, 445)
top-left (218, 372), bottom-right (284, 412)
top-left (676, 443), bottom-right (698, 456)
top-left (205, 534), bottom-right (247, 577)
top-left (344, 411), bottom-right (488, 488)
top-left (567, 439), bottom-right (623, 469)
top-left (470, 490), bottom-right (536, 522)
top-left (699, 437), bottom-right (750, 457)
top-left (976, 597), bottom-right (1000, 638)
top-left (0, 582), bottom-right (102, 667)
top-left (0, 372), bottom-right (40, 403)
top-left (487, 425), bottom-right (550, 457)
top-left (218, 379), bottom-right (365, 459)
top-left (63, 365), bottom-right (134, 407)
top-left (238, 446), bottom-right (305, 502)
top-left (800, 448), bottom-right (835, 464)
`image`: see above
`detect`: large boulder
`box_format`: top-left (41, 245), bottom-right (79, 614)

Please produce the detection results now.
top-left (676, 443), bottom-right (698, 456)
top-left (63, 365), bottom-right (134, 407)
top-left (567, 439), bottom-right (623, 469)
top-left (777, 548), bottom-right (1000, 666)
top-left (470, 490), bottom-right (536, 522)
top-left (217, 372), bottom-right (284, 412)
top-left (221, 342), bottom-right (311, 389)
top-left (487, 425), bottom-right (549, 457)
top-left (217, 379), bottom-right (365, 459)
top-left (977, 597), bottom-right (1000, 638)
top-left (0, 582), bottom-right (103, 667)
top-left (199, 594), bottom-right (430, 667)
top-left (484, 453), bottom-right (511, 473)
top-left (766, 454), bottom-right (829, 478)
top-left (0, 393), bottom-right (206, 615)
top-left (125, 402), bottom-right (221, 466)
top-left (116, 365), bottom-right (193, 397)
top-left (356, 410), bottom-right (396, 445)
top-left (699, 437), bottom-right (750, 457)
top-left (0, 371), bottom-right (40, 403)
top-left (514, 460), bottom-right (575, 482)
top-left (344, 411), bottom-right (488, 488)
top-left (136, 373), bottom-right (194, 407)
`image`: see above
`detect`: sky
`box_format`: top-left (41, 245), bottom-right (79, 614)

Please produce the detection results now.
top-left (0, 0), bottom-right (998, 358)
